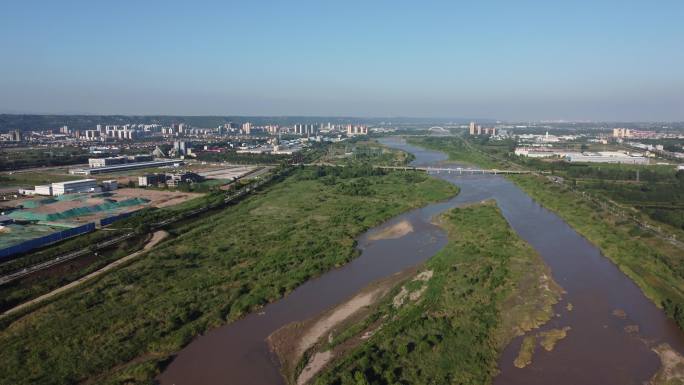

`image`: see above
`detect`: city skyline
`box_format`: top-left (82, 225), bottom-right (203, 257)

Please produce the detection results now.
top-left (1, 0), bottom-right (683, 121)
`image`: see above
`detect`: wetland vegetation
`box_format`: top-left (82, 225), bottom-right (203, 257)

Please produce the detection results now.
top-left (0, 165), bottom-right (456, 385)
top-left (300, 202), bottom-right (562, 385)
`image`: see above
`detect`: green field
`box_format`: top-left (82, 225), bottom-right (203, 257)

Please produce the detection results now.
top-left (0, 171), bottom-right (82, 188)
top-left (0, 166), bottom-right (457, 385)
top-left (312, 203), bottom-right (561, 385)
top-left (0, 147), bottom-right (89, 171)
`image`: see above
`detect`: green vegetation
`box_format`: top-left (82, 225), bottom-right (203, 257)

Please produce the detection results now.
top-left (0, 171), bottom-right (82, 187)
top-left (324, 140), bottom-right (415, 166)
top-left (516, 158), bottom-right (684, 231)
top-left (312, 203), bottom-right (561, 385)
top-left (513, 326), bottom-right (570, 368)
top-left (408, 135), bottom-right (684, 330)
top-left (0, 166), bottom-right (457, 385)
top-left (538, 327), bottom-right (570, 351)
top-left (511, 174), bottom-right (684, 329)
top-left (0, 234), bottom-right (149, 312)
top-left (513, 335), bottom-right (537, 368)
top-left (0, 191), bottom-right (229, 311)
top-left (0, 147), bottom-right (89, 171)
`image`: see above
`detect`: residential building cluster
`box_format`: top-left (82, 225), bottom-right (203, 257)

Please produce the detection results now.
top-left (346, 124), bottom-right (368, 136)
top-left (468, 122), bottom-right (497, 136)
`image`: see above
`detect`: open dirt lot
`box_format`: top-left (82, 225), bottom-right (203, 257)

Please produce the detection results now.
top-left (113, 188), bottom-right (201, 208)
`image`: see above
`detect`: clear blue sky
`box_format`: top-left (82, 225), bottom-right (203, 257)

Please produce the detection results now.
top-left (1, 0), bottom-right (683, 121)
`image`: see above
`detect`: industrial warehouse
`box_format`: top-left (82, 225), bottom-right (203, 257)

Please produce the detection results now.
top-left (69, 159), bottom-right (184, 175)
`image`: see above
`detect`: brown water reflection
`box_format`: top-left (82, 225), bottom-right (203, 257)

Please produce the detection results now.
top-left (158, 136), bottom-right (684, 385)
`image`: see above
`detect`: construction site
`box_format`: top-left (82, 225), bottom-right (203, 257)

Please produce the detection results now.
top-left (0, 188), bottom-right (200, 258)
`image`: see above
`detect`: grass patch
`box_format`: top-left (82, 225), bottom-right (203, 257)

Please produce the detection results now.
top-left (0, 166), bottom-right (457, 385)
top-left (513, 335), bottom-right (536, 368)
top-left (511, 174), bottom-right (684, 329)
top-left (312, 202), bottom-right (562, 385)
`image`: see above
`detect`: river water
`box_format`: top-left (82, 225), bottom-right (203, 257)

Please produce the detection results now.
top-left (158, 136), bottom-right (684, 385)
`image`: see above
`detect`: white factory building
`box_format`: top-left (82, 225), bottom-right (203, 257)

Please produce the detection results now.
top-left (51, 179), bottom-right (98, 195)
top-left (20, 179), bottom-right (99, 196)
top-left (564, 152), bottom-right (648, 165)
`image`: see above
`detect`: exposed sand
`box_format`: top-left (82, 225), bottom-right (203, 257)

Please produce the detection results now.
top-left (297, 351), bottom-right (333, 385)
top-left (368, 220), bottom-right (413, 241)
top-left (269, 268), bottom-right (417, 385)
top-left (514, 327), bottom-right (571, 368)
top-left (295, 289), bottom-right (381, 358)
top-left (115, 188), bottom-right (201, 208)
top-left (612, 309), bottom-right (627, 319)
top-left (393, 269), bottom-right (433, 308)
top-left (539, 327), bottom-right (571, 351)
top-left (650, 343), bottom-right (684, 385)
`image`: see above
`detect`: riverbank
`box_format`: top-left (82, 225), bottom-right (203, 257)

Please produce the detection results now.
top-left (0, 166), bottom-right (458, 385)
top-left (284, 202), bottom-right (562, 385)
top-left (510, 174), bottom-right (684, 328)
top-left (269, 267), bottom-right (419, 385)
top-left (408, 135), bottom-right (684, 330)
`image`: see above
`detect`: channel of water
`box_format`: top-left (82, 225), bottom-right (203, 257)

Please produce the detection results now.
top-left (159, 136), bottom-right (684, 385)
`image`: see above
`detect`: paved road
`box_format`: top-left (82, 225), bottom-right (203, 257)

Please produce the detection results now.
top-left (0, 230), bottom-right (168, 318)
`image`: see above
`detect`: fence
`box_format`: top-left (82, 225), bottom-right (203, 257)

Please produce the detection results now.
top-left (99, 210), bottom-right (139, 227)
top-left (0, 223), bottom-right (96, 260)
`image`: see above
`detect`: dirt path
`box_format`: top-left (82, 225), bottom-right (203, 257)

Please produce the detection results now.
top-left (1, 230), bottom-right (169, 318)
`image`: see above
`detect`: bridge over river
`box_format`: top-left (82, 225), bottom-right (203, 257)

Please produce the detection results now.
top-left (303, 162), bottom-right (538, 175)
top-left (376, 165), bottom-right (537, 175)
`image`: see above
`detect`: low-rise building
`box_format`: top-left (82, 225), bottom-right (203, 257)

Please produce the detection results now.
top-left (34, 185), bottom-right (53, 196)
top-left (166, 172), bottom-right (203, 187)
top-left (138, 173), bottom-right (168, 187)
top-left (89, 156), bottom-right (126, 168)
top-left (70, 160), bottom-right (183, 175)
top-left (565, 152), bottom-right (648, 165)
top-left (514, 147), bottom-right (557, 158)
top-left (102, 180), bottom-right (118, 191)
top-left (52, 179), bottom-right (98, 196)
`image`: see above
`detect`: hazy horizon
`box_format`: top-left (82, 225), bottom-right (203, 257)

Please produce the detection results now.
top-left (2, 1), bottom-right (683, 121)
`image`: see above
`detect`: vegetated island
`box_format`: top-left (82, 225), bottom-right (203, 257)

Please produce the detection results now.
top-left (272, 201), bottom-right (563, 385)
top-left (408, 135), bottom-right (684, 332)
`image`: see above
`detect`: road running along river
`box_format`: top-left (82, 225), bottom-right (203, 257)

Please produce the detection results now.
top-left (158, 136), bottom-right (684, 385)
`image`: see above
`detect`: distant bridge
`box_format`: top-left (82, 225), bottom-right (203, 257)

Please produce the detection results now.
top-left (302, 163), bottom-right (536, 175)
top-left (376, 165), bottom-right (534, 175)
top-left (427, 126), bottom-right (450, 134)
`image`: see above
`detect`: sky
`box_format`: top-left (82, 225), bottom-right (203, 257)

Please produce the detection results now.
top-left (1, 0), bottom-right (683, 121)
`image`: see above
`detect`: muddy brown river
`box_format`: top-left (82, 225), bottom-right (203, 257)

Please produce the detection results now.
top-left (158, 136), bottom-right (684, 385)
